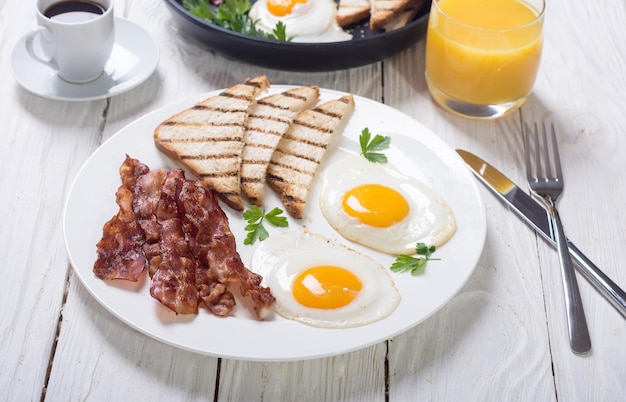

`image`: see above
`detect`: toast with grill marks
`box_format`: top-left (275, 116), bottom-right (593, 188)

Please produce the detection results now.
top-left (240, 86), bottom-right (320, 206)
top-left (266, 95), bottom-right (355, 219)
top-left (336, 0), bottom-right (371, 27)
top-left (369, 0), bottom-right (415, 30)
top-left (153, 76), bottom-right (270, 211)
top-left (382, 0), bottom-right (424, 31)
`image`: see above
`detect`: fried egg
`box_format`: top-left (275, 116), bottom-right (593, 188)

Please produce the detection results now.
top-left (249, 0), bottom-right (352, 43)
top-left (319, 155), bottom-right (457, 255)
top-left (250, 230), bottom-right (401, 328)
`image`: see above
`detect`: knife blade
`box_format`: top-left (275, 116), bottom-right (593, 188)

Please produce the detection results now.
top-left (457, 149), bottom-right (626, 319)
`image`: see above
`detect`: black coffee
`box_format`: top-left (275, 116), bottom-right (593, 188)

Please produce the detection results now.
top-left (44, 1), bottom-right (106, 20)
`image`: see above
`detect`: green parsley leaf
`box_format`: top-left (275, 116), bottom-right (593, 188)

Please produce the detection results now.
top-left (416, 242), bottom-right (437, 258)
top-left (182, 0), bottom-right (293, 42)
top-left (390, 242), bottom-right (440, 275)
top-left (242, 205), bottom-right (289, 245)
top-left (264, 207), bottom-right (289, 227)
top-left (359, 127), bottom-right (391, 163)
top-left (183, 0), bottom-right (213, 19)
top-left (390, 255), bottom-right (427, 276)
top-left (264, 21), bottom-right (294, 42)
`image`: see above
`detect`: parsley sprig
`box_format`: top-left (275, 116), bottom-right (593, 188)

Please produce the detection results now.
top-left (242, 205), bottom-right (289, 245)
top-left (183, 0), bottom-right (293, 42)
top-left (390, 243), bottom-right (440, 276)
top-left (266, 21), bottom-right (291, 42)
top-left (359, 127), bottom-right (391, 163)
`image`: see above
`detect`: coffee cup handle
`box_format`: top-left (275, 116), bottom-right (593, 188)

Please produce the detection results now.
top-left (24, 26), bottom-right (58, 70)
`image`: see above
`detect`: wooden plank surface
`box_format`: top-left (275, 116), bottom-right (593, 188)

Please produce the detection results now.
top-left (1, 0), bottom-right (625, 400)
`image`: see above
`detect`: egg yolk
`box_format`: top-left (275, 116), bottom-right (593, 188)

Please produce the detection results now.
top-left (292, 265), bottom-right (362, 309)
top-left (266, 0), bottom-right (307, 16)
top-left (342, 184), bottom-right (410, 227)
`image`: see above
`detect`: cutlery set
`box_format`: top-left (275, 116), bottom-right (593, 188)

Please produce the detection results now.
top-left (457, 122), bottom-right (626, 354)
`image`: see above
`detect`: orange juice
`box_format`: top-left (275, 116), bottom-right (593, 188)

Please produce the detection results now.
top-left (426, 0), bottom-right (544, 108)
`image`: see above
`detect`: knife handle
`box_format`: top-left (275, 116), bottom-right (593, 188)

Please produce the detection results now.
top-left (568, 240), bottom-right (626, 319)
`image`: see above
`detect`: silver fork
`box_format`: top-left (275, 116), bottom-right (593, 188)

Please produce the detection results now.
top-left (524, 122), bottom-right (591, 354)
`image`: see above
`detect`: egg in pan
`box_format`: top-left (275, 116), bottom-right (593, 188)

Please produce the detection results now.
top-left (249, 0), bottom-right (352, 42)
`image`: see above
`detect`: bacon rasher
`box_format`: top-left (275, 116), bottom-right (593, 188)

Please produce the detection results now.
top-left (149, 176), bottom-right (198, 314)
top-left (133, 168), bottom-right (185, 277)
top-left (178, 180), bottom-right (275, 319)
top-left (93, 157), bottom-right (148, 281)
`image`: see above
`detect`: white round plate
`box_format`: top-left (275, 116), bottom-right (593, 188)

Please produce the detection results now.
top-left (11, 18), bottom-right (159, 101)
top-left (63, 87), bottom-right (486, 361)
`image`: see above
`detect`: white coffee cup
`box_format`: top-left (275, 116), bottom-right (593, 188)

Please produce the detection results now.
top-left (25, 0), bottom-right (114, 84)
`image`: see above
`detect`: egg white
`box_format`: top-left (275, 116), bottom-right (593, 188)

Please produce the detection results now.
top-left (318, 155), bottom-right (457, 255)
top-left (250, 230), bottom-right (401, 328)
top-left (249, 0), bottom-right (352, 43)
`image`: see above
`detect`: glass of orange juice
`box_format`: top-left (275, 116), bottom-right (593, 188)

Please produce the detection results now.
top-left (425, 0), bottom-right (545, 119)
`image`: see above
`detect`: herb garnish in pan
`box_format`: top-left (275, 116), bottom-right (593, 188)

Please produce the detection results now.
top-left (183, 0), bottom-right (292, 41)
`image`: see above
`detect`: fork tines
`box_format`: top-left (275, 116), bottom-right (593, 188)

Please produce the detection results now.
top-left (524, 122), bottom-right (562, 184)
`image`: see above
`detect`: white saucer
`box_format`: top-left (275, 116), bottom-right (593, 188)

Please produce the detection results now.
top-left (11, 18), bottom-right (159, 102)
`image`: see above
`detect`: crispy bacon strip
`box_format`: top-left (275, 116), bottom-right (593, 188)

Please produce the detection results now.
top-left (119, 155), bottom-right (150, 190)
top-left (178, 180), bottom-right (237, 316)
top-left (149, 177), bottom-right (198, 314)
top-left (93, 157), bottom-right (149, 281)
top-left (133, 168), bottom-right (185, 277)
top-left (178, 180), bottom-right (275, 319)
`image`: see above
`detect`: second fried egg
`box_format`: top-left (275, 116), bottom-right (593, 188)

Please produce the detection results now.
top-left (250, 230), bottom-right (401, 328)
top-left (319, 155), bottom-right (457, 255)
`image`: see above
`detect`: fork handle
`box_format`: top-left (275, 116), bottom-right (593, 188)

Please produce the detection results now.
top-left (549, 202), bottom-right (592, 354)
top-left (567, 241), bottom-right (626, 319)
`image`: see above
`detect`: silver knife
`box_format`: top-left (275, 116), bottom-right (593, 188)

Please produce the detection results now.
top-left (457, 149), bottom-right (626, 319)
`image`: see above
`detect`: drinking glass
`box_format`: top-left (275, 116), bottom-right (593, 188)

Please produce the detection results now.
top-left (425, 0), bottom-right (545, 119)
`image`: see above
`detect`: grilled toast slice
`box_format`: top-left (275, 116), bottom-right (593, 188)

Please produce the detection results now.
top-left (153, 76), bottom-right (270, 211)
top-left (369, 0), bottom-right (415, 30)
top-left (336, 0), bottom-right (371, 27)
top-left (240, 86), bottom-right (320, 206)
top-left (266, 95), bottom-right (355, 219)
top-left (383, 0), bottom-right (424, 31)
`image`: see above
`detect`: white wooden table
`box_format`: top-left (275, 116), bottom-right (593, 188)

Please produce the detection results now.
top-left (2, 0), bottom-right (625, 400)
